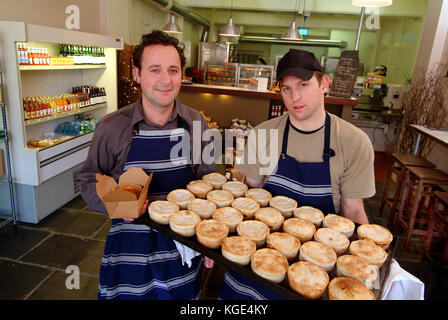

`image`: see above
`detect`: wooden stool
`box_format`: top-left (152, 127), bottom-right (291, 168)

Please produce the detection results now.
top-left (397, 166), bottom-right (448, 250)
top-left (380, 153), bottom-right (434, 228)
top-left (424, 191), bottom-right (448, 264)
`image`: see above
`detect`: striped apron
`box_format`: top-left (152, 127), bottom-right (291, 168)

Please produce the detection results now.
top-left (219, 113), bottom-right (336, 300)
top-left (98, 118), bottom-right (203, 300)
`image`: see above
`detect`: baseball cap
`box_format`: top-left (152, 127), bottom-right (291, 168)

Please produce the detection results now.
top-left (276, 49), bottom-right (324, 82)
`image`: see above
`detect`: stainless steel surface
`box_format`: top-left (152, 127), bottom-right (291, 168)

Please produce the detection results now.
top-left (355, 7), bottom-right (366, 51)
top-left (150, 0), bottom-right (210, 40)
top-left (239, 36), bottom-right (347, 48)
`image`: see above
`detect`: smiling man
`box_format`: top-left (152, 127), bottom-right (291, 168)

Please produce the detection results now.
top-left (220, 49), bottom-right (376, 300)
top-left (76, 30), bottom-right (214, 300)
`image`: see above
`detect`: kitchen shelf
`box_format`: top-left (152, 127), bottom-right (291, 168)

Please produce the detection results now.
top-left (24, 102), bottom-right (107, 126)
top-left (19, 64), bottom-right (106, 71)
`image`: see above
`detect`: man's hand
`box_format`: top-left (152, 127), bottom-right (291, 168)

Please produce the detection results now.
top-left (123, 199), bottom-right (149, 222)
top-left (226, 168), bottom-right (246, 182)
top-left (204, 256), bottom-right (215, 268)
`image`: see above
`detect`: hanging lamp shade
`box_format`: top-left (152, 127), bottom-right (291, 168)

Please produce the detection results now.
top-left (352, 0), bottom-right (392, 7)
top-left (219, 17), bottom-right (240, 37)
top-left (281, 20), bottom-right (303, 41)
top-left (163, 14), bottom-right (182, 34)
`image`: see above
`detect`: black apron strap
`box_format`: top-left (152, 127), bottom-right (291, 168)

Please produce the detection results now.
top-left (281, 117), bottom-right (290, 159)
top-left (322, 112), bottom-right (335, 162)
top-left (133, 115), bottom-right (190, 136)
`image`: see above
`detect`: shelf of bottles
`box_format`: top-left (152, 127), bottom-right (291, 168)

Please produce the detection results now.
top-left (24, 85), bottom-right (107, 126)
top-left (17, 42), bottom-right (106, 70)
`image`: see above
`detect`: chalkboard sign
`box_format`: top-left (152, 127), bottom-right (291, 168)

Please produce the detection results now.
top-left (329, 50), bottom-right (359, 98)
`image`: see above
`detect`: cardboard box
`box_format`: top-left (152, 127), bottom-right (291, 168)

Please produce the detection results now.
top-left (96, 167), bottom-right (153, 219)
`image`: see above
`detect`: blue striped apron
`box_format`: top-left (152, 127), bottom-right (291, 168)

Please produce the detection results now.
top-left (219, 113), bottom-right (336, 300)
top-left (98, 118), bottom-right (203, 300)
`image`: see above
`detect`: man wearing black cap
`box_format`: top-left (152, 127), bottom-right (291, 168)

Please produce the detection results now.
top-left (219, 49), bottom-right (375, 300)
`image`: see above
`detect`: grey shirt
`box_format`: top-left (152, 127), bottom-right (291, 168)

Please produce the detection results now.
top-left (76, 98), bottom-right (215, 213)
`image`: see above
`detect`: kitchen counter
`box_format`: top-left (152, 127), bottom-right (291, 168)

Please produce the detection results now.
top-left (179, 84), bottom-right (358, 126)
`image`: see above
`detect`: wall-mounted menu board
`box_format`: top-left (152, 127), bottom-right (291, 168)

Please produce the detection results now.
top-left (329, 50), bottom-right (359, 98)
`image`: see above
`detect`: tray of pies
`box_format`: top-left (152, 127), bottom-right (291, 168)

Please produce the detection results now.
top-left (137, 173), bottom-right (396, 300)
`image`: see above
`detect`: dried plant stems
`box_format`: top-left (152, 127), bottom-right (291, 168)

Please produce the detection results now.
top-left (397, 63), bottom-right (448, 157)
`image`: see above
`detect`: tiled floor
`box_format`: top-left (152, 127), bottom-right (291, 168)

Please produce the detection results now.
top-left (1, 152), bottom-right (447, 300)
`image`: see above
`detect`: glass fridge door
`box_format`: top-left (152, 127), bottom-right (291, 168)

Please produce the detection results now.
top-left (238, 64), bottom-right (274, 90)
top-left (204, 62), bottom-right (238, 87)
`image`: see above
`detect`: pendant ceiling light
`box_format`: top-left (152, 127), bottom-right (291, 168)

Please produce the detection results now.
top-left (281, 20), bottom-right (303, 41)
top-left (352, 0), bottom-right (392, 7)
top-left (219, 0), bottom-right (240, 37)
top-left (282, 0), bottom-right (303, 41)
top-left (163, 14), bottom-right (182, 34)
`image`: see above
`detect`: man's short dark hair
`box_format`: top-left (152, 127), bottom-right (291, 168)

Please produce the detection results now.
top-left (132, 30), bottom-right (186, 71)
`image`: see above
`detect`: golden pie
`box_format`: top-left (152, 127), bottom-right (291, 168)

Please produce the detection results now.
top-left (206, 190), bottom-right (234, 207)
top-left (254, 207), bottom-right (284, 232)
top-left (147, 200), bottom-right (179, 225)
top-left (237, 220), bottom-right (270, 247)
top-left (222, 181), bottom-right (248, 197)
top-left (336, 254), bottom-right (379, 290)
top-left (169, 210), bottom-right (201, 237)
top-left (111, 184), bottom-right (143, 197)
top-left (251, 248), bottom-right (289, 283)
top-left (212, 207), bottom-right (243, 233)
top-left (195, 219), bottom-right (229, 249)
top-left (328, 277), bottom-right (376, 300)
top-left (288, 261), bottom-right (329, 300)
top-left (357, 224), bottom-right (393, 250)
top-left (349, 239), bottom-right (388, 268)
top-left (187, 198), bottom-right (217, 219)
top-left (293, 206), bottom-right (324, 227)
top-left (221, 236), bottom-right (257, 266)
top-left (269, 196), bottom-right (297, 218)
top-left (323, 214), bottom-right (355, 238)
top-left (314, 227), bottom-right (350, 256)
top-left (299, 240), bottom-right (337, 272)
top-left (167, 189), bottom-right (195, 209)
top-left (186, 180), bottom-right (213, 198)
top-left (244, 188), bottom-right (272, 207)
top-left (231, 197), bottom-right (260, 220)
top-left (283, 217), bottom-right (316, 243)
top-left (266, 232), bottom-right (301, 261)
top-left (202, 172), bottom-right (227, 189)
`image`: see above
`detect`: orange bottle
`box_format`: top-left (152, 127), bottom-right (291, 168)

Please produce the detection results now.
top-left (30, 98), bottom-right (36, 119)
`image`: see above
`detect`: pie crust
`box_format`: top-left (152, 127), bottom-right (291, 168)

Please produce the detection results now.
top-left (269, 196), bottom-right (298, 218)
top-left (167, 189), bottom-right (195, 209)
top-left (147, 200), bottom-right (179, 225)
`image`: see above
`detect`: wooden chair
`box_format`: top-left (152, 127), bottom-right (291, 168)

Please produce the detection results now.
top-left (424, 191), bottom-right (448, 264)
top-left (396, 166), bottom-right (448, 250)
top-left (380, 153), bottom-right (434, 229)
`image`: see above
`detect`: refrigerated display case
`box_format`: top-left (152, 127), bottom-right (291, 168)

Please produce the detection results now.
top-left (204, 62), bottom-right (238, 87)
top-left (0, 21), bottom-right (123, 223)
top-left (238, 64), bottom-right (274, 89)
top-left (204, 62), bottom-right (274, 89)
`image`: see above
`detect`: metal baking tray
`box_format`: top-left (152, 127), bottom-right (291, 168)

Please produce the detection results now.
top-left (137, 215), bottom-right (396, 300)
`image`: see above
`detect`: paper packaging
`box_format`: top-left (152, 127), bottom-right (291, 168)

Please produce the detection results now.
top-left (256, 77), bottom-right (269, 91)
top-left (95, 167), bottom-right (153, 219)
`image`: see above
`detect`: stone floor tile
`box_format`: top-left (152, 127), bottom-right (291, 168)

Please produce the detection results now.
top-left (0, 260), bottom-right (51, 300)
top-left (27, 270), bottom-right (98, 300)
top-left (0, 224), bottom-right (51, 260)
top-left (35, 209), bottom-right (108, 238)
top-left (19, 234), bottom-right (104, 274)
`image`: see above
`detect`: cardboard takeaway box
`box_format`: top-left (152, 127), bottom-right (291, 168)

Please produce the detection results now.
top-left (96, 167), bottom-right (153, 219)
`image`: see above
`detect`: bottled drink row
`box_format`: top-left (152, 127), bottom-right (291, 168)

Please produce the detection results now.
top-left (60, 44), bottom-right (106, 64)
top-left (23, 85), bottom-right (106, 121)
top-left (17, 42), bottom-right (50, 65)
top-left (16, 42), bottom-right (106, 66)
